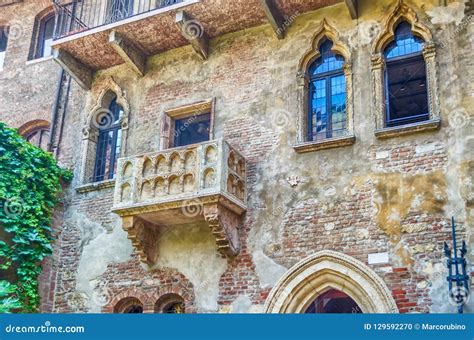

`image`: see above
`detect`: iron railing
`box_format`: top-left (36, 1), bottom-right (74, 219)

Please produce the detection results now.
top-left (52, 0), bottom-right (184, 39)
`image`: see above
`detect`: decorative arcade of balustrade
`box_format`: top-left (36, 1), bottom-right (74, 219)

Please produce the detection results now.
top-left (111, 140), bottom-right (247, 265)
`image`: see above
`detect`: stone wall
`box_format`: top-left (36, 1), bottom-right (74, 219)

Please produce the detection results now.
top-left (0, 0), bottom-right (472, 313)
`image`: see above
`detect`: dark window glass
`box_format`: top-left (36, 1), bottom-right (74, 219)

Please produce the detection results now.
top-left (94, 97), bottom-right (123, 182)
top-left (25, 128), bottom-right (50, 151)
top-left (384, 22), bottom-right (429, 127)
top-left (0, 27), bottom-right (7, 70)
top-left (123, 305), bottom-right (143, 313)
top-left (308, 40), bottom-right (346, 141)
top-left (162, 302), bottom-right (185, 314)
top-left (0, 28), bottom-right (8, 52)
top-left (174, 113), bottom-right (211, 147)
top-left (305, 289), bottom-right (362, 314)
top-left (39, 15), bottom-right (55, 58)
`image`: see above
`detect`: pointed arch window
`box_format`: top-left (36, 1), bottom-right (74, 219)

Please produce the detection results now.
top-left (383, 22), bottom-right (429, 127)
top-left (308, 39), bottom-right (347, 142)
top-left (371, 2), bottom-right (441, 138)
top-left (93, 96), bottom-right (123, 182)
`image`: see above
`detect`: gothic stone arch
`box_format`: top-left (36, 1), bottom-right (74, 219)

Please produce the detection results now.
top-left (264, 250), bottom-right (398, 313)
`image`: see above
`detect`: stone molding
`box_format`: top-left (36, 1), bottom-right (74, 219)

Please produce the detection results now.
top-left (264, 250), bottom-right (398, 313)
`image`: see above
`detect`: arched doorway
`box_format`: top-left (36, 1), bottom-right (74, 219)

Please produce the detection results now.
top-left (264, 250), bottom-right (398, 313)
top-left (305, 289), bottom-right (362, 314)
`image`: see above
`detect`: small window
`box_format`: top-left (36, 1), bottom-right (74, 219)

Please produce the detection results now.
top-left (384, 22), bottom-right (428, 127)
top-left (38, 14), bottom-right (55, 58)
top-left (114, 297), bottom-right (144, 314)
top-left (25, 128), bottom-right (50, 151)
top-left (0, 27), bottom-right (8, 70)
top-left (155, 294), bottom-right (186, 314)
top-left (174, 113), bottom-right (211, 147)
top-left (308, 39), bottom-right (346, 141)
top-left (93, 96), bottom-right (123, 182)
top-left (161, 100), bottom-right (214, 150)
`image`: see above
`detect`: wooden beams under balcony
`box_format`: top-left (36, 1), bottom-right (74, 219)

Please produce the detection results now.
top-left (344, 0), bottom-right (358, 19)
top-left (175, 11), bottom-right (209, 60)
top-left (109, 30), bottom-right (147, 76)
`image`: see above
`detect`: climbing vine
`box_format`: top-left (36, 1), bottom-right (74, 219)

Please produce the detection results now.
top-left (0, 122), bottom-right (72, 313)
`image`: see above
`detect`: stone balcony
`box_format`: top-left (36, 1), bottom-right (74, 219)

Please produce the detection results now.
top-left (50, 0), bottom-right (355, 89)
top-left (111, 139), bottom-right (247, 265)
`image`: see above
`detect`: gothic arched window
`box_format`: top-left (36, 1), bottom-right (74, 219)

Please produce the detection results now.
top-left (308, 39), bottom-right (347, 142)
top-left (93, 96), bottom-right (123, 182)
top-left (383, 22), bottom-right (428, 127)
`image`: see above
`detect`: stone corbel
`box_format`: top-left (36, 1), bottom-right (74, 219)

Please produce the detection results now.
top-left (175, 11), bottom-right (209, 60)
top-left (259, 0), bottom-right (285, 39)
top-left (203, 203), bottom-right (241, 257)
top-left (122, 216), bottom-right (160, 265)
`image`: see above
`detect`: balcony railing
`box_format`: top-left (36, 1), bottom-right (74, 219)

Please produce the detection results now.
top-left (53, 0), bottom-right (184, 39)
top-left (112, 139), bottom-right (247, 213)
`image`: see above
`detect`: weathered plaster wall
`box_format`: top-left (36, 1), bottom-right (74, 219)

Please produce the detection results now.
top-left (0, 0), bottom-right (472, 314)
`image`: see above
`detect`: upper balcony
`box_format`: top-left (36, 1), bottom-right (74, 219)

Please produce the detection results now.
top-left (111, 139), bottom-right (247, 265)
top-left (50, 0), bottom-right (354, 89)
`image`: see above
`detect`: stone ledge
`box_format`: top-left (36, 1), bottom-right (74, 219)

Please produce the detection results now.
top-left (76, 179), bottom-right (116, 193)
top-left (293, 134), bottom-right (356, 154)
top-left (375, 119), bottom-right (441, 139)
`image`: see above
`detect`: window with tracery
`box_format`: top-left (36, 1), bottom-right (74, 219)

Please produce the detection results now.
top-left (383, 22), bottom-right (428, 128)
top-left (93, 96), bottom-right (123, 182)
top-left (308, 39), bottom-right (347, 141)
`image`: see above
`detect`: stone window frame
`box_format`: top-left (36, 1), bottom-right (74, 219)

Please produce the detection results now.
top-left (18, 119), bottom-right (51, 151)
top-left (294, 19), bottom-right (355, 154)
top-left (78, 78), bottom-right (130, 190)
top-left (160, 98), bottom-right (215, 151)
top-left (371, 1), bottom-right (441, 139)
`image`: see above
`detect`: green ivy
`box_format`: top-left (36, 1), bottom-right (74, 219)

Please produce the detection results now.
top-left (0, 122), bottom-right (72, 313)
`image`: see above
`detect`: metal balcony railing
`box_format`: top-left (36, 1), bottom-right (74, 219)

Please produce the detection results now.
top-left (52, 0), bottom-right (184, 39)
